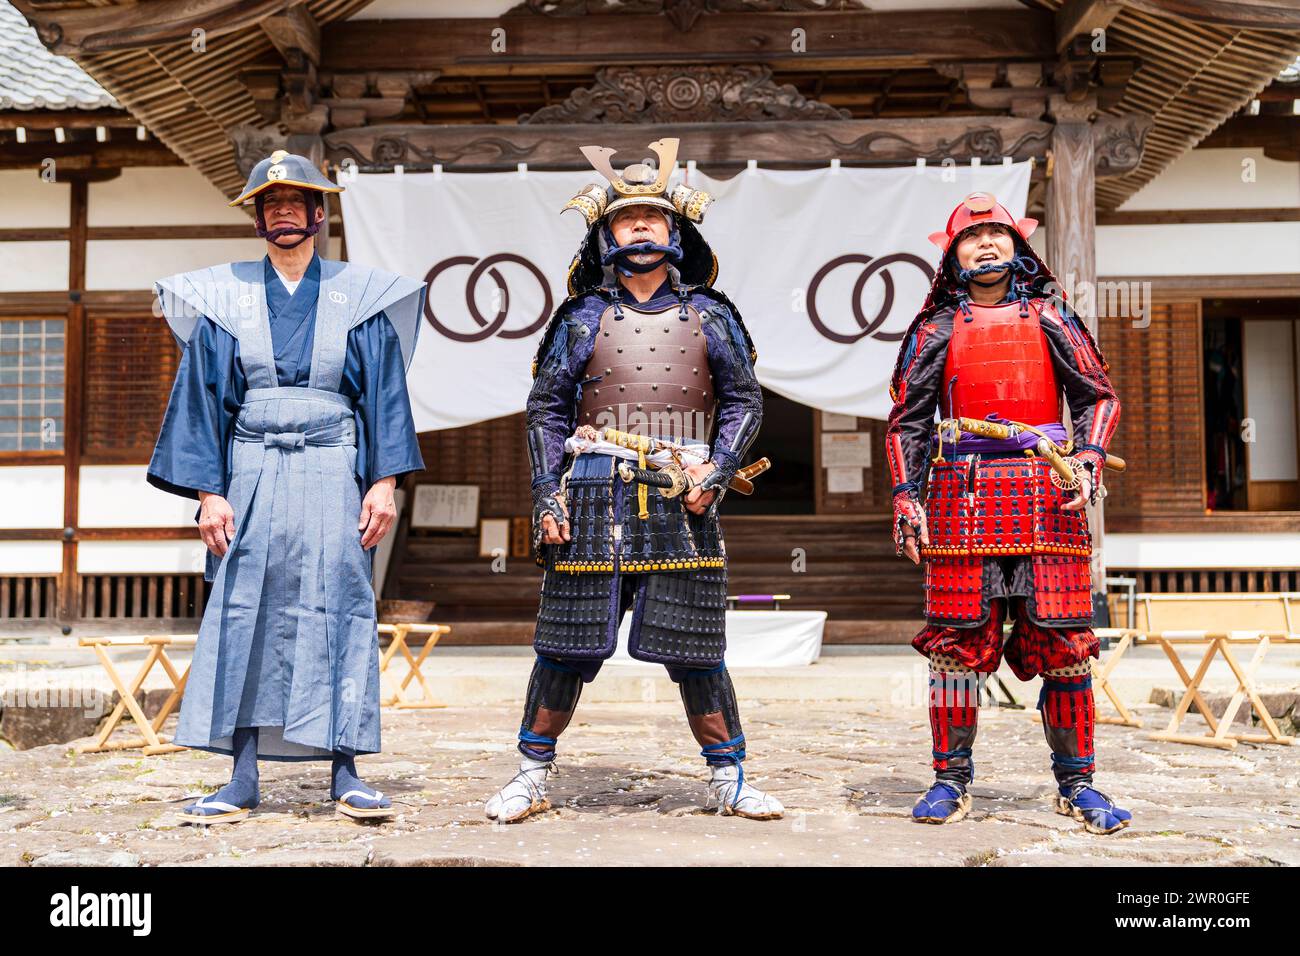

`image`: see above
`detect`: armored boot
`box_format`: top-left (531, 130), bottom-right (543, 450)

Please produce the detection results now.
top-left (913, 657), bottom-right (978, 824)
top-left (484, 656), bottom-right (583, 823)
top-left (485, 755), bottom-right (555, 824)
top-left (678, 663), bottom-right (784, 821)
top-left (1040, 666), bottom-right (1132, 834)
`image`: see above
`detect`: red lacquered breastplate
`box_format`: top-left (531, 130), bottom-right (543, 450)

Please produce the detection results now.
top-left (940, 300), bottom-right (1060, 424)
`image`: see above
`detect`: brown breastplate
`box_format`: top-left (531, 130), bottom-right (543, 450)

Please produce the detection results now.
top-left (577, 302), bottom-right (716, 442)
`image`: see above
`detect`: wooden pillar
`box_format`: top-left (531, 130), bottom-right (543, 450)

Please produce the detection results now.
top-left (59, 176), bottom-right (88, 628)
top-left (1046, 95), bottom-right (1108, 606)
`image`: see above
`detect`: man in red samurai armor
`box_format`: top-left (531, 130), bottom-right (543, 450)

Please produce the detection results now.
top-left (886, 192), bottom-right (1131, 834)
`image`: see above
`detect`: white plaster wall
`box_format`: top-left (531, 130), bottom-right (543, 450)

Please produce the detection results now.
top-left (1106, 533), bottom-right (1300, 569)
top-left (0, 172), bottom-right (69, 227)
top-left (1097, 221), bottom-right (1300, 277)
top-left (0, 240), bottom-right (69, 292)
top-left (77, 539), bottom-right (206, 574)
top-left (1096, 147), bottom-right (1300, 277)
top-left (78, 465), bottom-right (196, 527)
top-left (88, 166), bottom-right (249, 227)
top-left (0, 541), bottom-right (61, 574)
top-left (1118, 148), bottom-right (1300, 211)
top-left (0, 466), bottom-right (64, 528)
top-left (86, 238), bottom-right (267, 290)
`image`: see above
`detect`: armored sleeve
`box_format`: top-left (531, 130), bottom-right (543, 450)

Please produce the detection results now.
top-left (700, 299), bottom-right (762, 469)
top-left (1039, 298), bottom-right (1121, 457)
top-left (885, 309), bottom-right (953, 493)
top-left (525, 299), bottom-right (599, 494)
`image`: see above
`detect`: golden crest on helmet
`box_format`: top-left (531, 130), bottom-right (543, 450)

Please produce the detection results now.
top-left (580, 138), bottom-right (679, 198)
top-left (564, 138), bottom-right (700, 222)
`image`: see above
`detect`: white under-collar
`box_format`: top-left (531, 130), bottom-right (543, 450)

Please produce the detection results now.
top-left (273, 265), bottom-right (301, 296)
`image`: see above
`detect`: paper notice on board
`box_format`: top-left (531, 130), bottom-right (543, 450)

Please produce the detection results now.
top-left (821, 431), bottom-right (872, 468)
top-left (821, 411), bottom-right (858, 431)
top-left (411, 484), bottom-right (480, 529)
top-left (827, 466), bottom-right (864, 494)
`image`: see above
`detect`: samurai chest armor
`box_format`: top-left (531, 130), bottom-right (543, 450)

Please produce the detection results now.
top-left (577, 302), bottom-right (716, 443)
top-left (941, 300), bottom-right (1060, 427)
top-left (920, 456), bottom-right (1093, 629)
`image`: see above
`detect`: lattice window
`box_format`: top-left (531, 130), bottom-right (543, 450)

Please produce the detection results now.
top-left (1097, 299), bottom-right (1205, 516)
top-left (80, 573), bottom-right (209, 619)
top-left (83, 311), bottom-right (180, 461)
top-left (0, 317), bottom-right (65, 452)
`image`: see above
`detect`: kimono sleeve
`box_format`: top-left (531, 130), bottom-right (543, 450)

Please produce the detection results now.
top-left (146, 316), bottom-right (241, 500)
top-left (346, 309), bottom-right (424, 489)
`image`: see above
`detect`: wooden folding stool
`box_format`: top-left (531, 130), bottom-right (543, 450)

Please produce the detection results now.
top-left (76, 635), bottom-right (194, 755)
top-left (378, 622), bottom-right (451, 709)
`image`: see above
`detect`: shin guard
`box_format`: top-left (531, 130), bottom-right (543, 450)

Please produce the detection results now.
top-left (518, 656), bottom-right (584, 760)
top-left (674, 662), bottom-right (745, 766)
top-left (1039, 664), bottom-right (1096, 791)
top-left (928, 654), bottom-right (979, 787)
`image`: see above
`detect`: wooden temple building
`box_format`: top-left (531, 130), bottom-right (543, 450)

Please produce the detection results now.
top-left (1, 0), bottom-right (1299, 643)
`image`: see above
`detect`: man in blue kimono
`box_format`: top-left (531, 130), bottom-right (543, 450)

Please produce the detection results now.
top-left (484, 138), bottom-right (784, 823)
top-left (149, 151), bottom-right (426, 825)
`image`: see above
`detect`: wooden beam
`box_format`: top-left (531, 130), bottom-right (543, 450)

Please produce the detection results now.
top-left (1056, 0), bottom-right (1125, 52)
top-left (1097, 273), bottom-right (1300, 297)
top-left (325, 116), bottom-right (1053, 170)
top-left (1125, 0), bottom-right (1300, 29)
top-left (1099, 208), bottom-right (1300, 225)
top-left (0, 110), bottom-right (133, 130)
top-left (1199, 114), bottom-right (1300, 163)
top-left (0, 225), bottom-right (258, 242)
top-left (11, 0), bottom-right (297, 56)
top-left (260, 3), bottom-right (320, 66)
top-left (0, 142), bottom-right (182, 171)
top-left (321, 10), bottom-right (1055, 75)
top-left (1046, 95), bottom-right (1107, 596)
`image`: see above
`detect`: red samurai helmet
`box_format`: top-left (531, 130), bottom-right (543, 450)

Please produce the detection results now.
top-left (914, 191), bottom-right (1058, 317)
top-left (928, 191), bottom-right (1038, 252)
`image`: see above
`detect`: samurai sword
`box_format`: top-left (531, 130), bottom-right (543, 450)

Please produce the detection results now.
top-left (603, 427), bottom-right (771, 495)
top-left (938, 416), bottom-right (1127, 485)
top-left (617, 457), bottom-right (773, 497)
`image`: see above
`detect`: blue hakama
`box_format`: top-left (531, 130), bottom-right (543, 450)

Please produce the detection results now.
top-left (148, 255), bottom-right (425, 760)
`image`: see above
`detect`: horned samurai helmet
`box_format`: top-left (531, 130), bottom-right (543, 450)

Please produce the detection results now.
top-left (563, 137), bottom-right (714, 226)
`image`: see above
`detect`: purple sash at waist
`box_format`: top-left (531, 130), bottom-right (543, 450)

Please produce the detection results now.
top-left (949, 420), bottom-right (1068, 455)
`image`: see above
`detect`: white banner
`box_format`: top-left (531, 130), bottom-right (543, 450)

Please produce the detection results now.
top-left (341, 162), bottom-right (1031, 431)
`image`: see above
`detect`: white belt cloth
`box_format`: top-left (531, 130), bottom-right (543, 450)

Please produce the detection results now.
top-left (564, 434), bottom-right (711, 468)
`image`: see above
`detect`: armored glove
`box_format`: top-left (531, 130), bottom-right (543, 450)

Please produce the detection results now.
top-left (693, 456), bottom-right (737, 515)
top-left (531, 481), bottom-right (569, 560)
top-left (1070, 446), bottom-right (1107, 504)
top-left (892, 486), bottom-right (926, 557)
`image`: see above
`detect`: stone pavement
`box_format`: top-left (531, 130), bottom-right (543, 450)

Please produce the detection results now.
top-left (1, 651), bottom-right (1298, 866)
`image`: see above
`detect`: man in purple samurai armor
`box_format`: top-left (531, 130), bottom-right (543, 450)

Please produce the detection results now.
top-left (886, 192), bottom-right (1132, 834)
top-left (148, 151), bottom-right (426, 825)
top-left (484, 138), bottom-right (784, 823)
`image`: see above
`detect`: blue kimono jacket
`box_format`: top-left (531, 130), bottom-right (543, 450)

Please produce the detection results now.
top-left (148, 255), bottom-right (425, 760)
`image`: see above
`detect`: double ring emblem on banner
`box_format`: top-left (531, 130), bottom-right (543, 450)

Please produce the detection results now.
top-left (424, 254), bottom-right (553, 343)
top-left (806, 253), bottom-right (934, 344)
